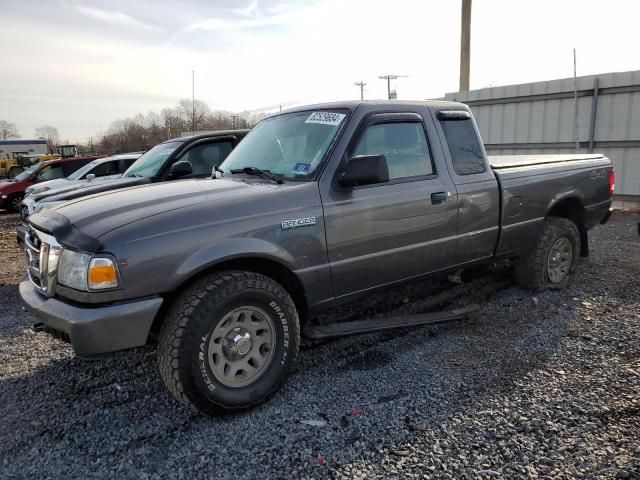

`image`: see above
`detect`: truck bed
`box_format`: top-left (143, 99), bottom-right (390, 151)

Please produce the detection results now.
top-left (489, 153), bottom-right (606, 169)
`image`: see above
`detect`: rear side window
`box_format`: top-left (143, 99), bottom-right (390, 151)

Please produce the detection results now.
top-left (440, 118), bottom-right (485, 175)
top-left (353, 122), bottom-right (433, 179)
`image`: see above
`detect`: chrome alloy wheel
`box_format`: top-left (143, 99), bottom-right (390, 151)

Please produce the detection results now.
top-left (207, 306), bottom-right (276, 388)
top-left (547, 237), bottom-right (573, 283)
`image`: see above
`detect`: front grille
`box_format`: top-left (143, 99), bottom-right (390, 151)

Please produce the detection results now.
top-left (24, 228), bottom-right (60, 297)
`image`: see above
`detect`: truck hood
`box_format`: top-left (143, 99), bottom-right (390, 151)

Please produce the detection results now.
top-left (46, 178), bottom-right (276, 240)
top-left (37, 176), bottom-right (145, 203)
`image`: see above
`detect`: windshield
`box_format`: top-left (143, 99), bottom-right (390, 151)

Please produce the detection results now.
top-left (220, 110), bottom-right (347, 180)
top-left (67, 160), bottom-right (101, 180)
top-left (124, 141), bottom-right (182, 177)
top-left (14, 164), bottom-right (39, 181)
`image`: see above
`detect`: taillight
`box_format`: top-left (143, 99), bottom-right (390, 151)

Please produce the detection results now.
top-left (609, 168), bottom-right (615, 197)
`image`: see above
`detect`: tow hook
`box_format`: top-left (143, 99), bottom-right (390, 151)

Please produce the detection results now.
top-left (31, 322), bottom-right (45, 333)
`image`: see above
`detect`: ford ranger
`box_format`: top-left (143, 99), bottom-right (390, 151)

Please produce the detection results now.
top-left (19, 101), bottom-right (614, 415)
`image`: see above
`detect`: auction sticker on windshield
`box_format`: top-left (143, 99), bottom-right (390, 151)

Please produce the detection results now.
top-left (305, 112), bottom-right (346, 126)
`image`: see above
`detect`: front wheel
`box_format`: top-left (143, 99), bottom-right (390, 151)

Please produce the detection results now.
top-left (515, 217), bottom-right (580, 291)
top-left (7, 193), bottom-right (24, 212)
top-left (157, 271), bottom-right (300, 415)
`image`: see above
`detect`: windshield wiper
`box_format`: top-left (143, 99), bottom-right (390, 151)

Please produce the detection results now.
top-left (230, 167), bottom-right (284, 184)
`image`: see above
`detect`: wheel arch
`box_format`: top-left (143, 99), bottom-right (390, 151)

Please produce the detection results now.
top-left (546, 195), bottom-right (588, 257)
top-left (151, 255), bottom-right (309, 337)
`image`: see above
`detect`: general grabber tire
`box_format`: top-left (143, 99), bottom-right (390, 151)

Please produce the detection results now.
top-left (515, 217), bottom-right (580, 292)
top-left (157, 271), bottom-right (300, 415)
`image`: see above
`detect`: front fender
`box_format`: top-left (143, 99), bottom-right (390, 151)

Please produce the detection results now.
top-left (171, 237), bottom-right (298, 289)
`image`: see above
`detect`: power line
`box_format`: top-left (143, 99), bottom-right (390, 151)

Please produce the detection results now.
top-left (354, 81), bottom-right (367, 100)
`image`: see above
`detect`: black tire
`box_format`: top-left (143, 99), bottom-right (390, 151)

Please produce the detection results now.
top-left (157, 271), bottom-right (300, 415)
top-left (7, 193), bottom-right (24, 213)
top-left (515, 217), bottom-right (580, 291)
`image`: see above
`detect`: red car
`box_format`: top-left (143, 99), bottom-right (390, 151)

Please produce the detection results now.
top-left (0, 156), bottom-right (101, 212)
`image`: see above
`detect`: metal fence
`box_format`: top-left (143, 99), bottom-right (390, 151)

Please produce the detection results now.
top-left (445, 70), bottom-right (640, 207)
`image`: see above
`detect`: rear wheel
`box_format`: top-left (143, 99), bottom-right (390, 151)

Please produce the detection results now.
top-left (515, 217), bottom-right (580, 291)
top-left (157, 271), bottom-right (300, 415)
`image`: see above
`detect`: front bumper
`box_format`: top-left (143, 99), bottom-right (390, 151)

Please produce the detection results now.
top-left (19, 279), bottom-right (163, 356)
top-left (16, 224), bottom-right (26, 245)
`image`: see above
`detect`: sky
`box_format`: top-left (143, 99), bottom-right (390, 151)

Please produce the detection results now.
top-left (1, 0), bottom-right (639, 142)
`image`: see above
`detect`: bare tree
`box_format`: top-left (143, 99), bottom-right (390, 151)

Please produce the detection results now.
top-left (98, 99), bottom-right (259, 155)
top-left (35, 125), bottom-right (60, 152)
top-left (177, 98), bottom-right (211, 133)
top-left (0, 121), bottom-right (20, 140)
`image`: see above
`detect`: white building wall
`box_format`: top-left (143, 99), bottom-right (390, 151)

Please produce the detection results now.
top-left (445, 70), bottom-right (640, 203)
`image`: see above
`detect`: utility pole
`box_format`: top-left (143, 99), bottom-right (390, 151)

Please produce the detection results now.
top-left (378, 75), bottom-right (407, 99)
top-left (459, 0), bottom-right (472, 91)
top-left (354, 81), bottom-right (367, 100)
top-left (230, 115), bottom-right (239, 129)
top-left (192, 69), bottom-right (195, 135)
top-left (573, 48), bottom-right (579, 151)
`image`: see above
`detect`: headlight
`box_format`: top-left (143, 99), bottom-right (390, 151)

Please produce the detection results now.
top-left (58, 250), bottom-right (120, 291)
top-left (58, 250), bottom-right (91, 290)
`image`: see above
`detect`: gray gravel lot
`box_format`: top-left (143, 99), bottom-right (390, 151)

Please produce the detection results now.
top-left (0, 211), bottom-right (638, 479)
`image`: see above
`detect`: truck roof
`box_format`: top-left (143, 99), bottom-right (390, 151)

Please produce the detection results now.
top-left (167, 129), bottom-right (250, 144)
top-left (282, 99), bottom-right (467, 114)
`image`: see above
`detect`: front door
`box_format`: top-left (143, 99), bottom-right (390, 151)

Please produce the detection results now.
top-left (321, 112), bottom-right (458, 299)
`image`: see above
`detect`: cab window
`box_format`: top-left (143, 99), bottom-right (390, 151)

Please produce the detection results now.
top-left (90, 160), bottom-right (119, 177)
top-left (352, 122), bottom-right (433, 180)
top-left (180, 142), bottom-right (233, 176)
top-left (37, 164), bottom-right (65, 181)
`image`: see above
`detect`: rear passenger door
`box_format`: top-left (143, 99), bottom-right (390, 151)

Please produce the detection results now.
top-left (322, 112), bottom-right (458, 299)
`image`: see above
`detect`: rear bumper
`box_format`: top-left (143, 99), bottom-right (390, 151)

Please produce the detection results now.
top-left (19, 279), bottom-right (163, 356)
top-left (585, 200), bottom-right (613, 229)
top-left (599, 208), bottom-right (613, 225)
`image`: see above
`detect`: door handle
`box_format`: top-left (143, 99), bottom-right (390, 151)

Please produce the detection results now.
top-left (431, 192), bottom-right (447, 205)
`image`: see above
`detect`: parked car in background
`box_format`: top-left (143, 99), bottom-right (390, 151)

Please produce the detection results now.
top-left (0, 155), bottom-right (101, 212)
top-left (25, 152), bottom-right (143, 197)
top-left (16, 131), bottom-right (248, 244)
top-left (19, 101), bottom-right (613, 414)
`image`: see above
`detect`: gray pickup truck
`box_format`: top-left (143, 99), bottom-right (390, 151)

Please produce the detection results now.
top-left (20, 101), bottom-right (614, 414)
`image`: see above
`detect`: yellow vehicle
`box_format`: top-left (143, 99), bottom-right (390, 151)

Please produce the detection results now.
top-left (0, 145), bottom-right (80, 178)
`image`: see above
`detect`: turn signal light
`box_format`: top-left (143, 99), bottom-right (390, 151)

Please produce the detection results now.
top-left (88, 258), bottom-right (119, 289)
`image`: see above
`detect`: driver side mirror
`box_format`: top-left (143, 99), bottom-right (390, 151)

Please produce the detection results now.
top-left (338, 154), bottom-right (389, 188)
top-left (86, 173), bottom-right (95, 181)
top-left (169, 160), bottom-right (193, 178)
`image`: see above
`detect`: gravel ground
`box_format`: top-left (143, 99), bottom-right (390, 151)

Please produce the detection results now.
top-left (0, 210), bottom-right (638, 479)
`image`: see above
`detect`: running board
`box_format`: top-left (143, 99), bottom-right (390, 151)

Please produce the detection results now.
top-left (303, 304), bottom-right (481, 340)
